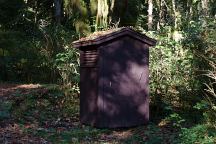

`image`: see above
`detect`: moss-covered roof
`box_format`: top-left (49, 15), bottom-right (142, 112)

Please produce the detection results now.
top-left (72, 27), bottom-right (157, 48)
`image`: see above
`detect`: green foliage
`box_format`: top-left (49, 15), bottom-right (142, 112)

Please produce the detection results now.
top-left (136, 3), bottom-right (148, 29)
top-left (55, 48), bottom-right (80, 89)
top-left (0, 30), bottom-right (42, 82)
top-left (0, 0), bottom-right (24, 26)
top-left (178, 125), bottom-right (216, 144)
top-left (203, 64), bottom-right (216, 127)
top-left (165, 113), bottom-right (185, 128)
top-left (188, 19), bottom-right (216, 128)
top-left (195, 57), bottom-right (216, 127)
top-left (0, 22), bottom-right (79, 83)
top-left (146, 28), bottom-right (201, 120)
top-left (194, 100), bottom-right (209, 110)
top-left (55, 49), bottom-right (80, 117)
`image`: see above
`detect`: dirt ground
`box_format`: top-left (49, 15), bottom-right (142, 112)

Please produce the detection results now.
top-left (0, 83), bottom-right (177, 144)
top-left (0, 84), bottom-right (133, 143)
top-left (0, 83), bottom-right (49, 143)
top-left (0, 83), bottom-right (41, 98)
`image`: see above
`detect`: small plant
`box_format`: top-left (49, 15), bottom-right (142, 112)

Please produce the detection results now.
top-left (165, 113), bottom-right (185, 128)
top-left (55, 48), bottom-right (80, 90)
top-left (55, 48), bottom-right (80, 117)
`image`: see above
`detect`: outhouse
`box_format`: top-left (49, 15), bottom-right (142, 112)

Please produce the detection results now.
top-left (73, 27), bottom-right (156, 128)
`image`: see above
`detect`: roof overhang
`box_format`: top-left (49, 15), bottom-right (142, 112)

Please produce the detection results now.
top-left (72, 27), bottom-right (157, 48)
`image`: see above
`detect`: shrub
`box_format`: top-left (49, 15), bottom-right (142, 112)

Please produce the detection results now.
top-left (179, 124), bottom-right (216, 144)
top-left (193, 19), bottom-right (216, 128)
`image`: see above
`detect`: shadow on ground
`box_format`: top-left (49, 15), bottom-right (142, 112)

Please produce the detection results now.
top-left (0, 83), bottom-right (179, 144)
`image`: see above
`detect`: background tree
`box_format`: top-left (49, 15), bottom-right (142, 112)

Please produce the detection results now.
top-left (148, 0), bottom-right (153, 30)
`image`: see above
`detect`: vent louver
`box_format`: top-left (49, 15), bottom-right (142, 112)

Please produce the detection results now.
top-left (81, 49), bottom-right (98, 67)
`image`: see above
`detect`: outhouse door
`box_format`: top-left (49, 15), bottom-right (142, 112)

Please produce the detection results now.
top-left (98, 37), bottom-right (149, 128)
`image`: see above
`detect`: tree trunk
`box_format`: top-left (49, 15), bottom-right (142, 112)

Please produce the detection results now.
top-left (187, 0), bottom-right (193, 21)
top-left (172, 0), bottom-right (177, 29)
top-left (148, 0), bottom-right (153, 30)
top-left (201, 0), bottom-right (208, 26)
top-left (34, 0), bottom-right (38, 24)
top-left (157, 0), bottom-right (164, 30)
top-left (54, 0), bottom-right (62, 24)
top-left (201, 0), bottom-right (209, 16)
top-left (96, 0), bottom-right (109, 30)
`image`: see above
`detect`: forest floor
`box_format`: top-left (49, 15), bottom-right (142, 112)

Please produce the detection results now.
top-left (0, 83), bottom-right (179, 144)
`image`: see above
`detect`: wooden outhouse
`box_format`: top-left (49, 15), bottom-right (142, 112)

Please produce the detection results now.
top-left (73, 27), bottom-right (156, 128)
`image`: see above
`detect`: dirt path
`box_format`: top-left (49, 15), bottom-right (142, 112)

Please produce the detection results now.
top-left (0, 83), bottom-right (41, 99)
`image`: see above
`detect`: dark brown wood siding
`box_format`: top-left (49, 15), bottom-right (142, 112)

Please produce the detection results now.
top-left (79, 46), bottom-right (99, 126)
top-left (97, 36), bottom-right (149, 128)
top-left (76, 28), bottom-right (156, 128)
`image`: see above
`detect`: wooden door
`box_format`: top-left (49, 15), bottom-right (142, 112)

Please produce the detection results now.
top-left (98, 36), bottom-right (149, 128)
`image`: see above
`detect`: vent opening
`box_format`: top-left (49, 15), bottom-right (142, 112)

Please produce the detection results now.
top-left (81, 49), bottom-right (98, 67)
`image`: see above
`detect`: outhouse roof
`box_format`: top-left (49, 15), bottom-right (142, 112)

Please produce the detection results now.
top-left (72, 27), bottom-right (157, 48)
